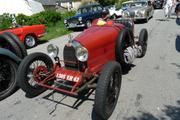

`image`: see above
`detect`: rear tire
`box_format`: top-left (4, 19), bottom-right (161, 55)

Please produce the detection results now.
top-left (0, 33), bottom-right (22, 58)
top-left (0, 56), bottom-right (18, 101)
top-left (17, 52), bottom-right (53, 97)
top-left (94, 61), bottom-right (122, 120)
top-left (4, 32), bottom-right (27, 58)
top-left (138, 29), bottom-right (148, 58)
top-left (115, 29), bottom-right (134, 64)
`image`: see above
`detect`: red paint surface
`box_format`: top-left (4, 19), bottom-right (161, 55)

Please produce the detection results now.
top-left (75, 22), bottom-right (125, 73)
top-left (0, 24), bottom-right (46, 43)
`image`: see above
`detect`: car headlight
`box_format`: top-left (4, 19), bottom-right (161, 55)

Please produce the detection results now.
top-left (47, 44), bottom-right (59, 58)
top-left (64, 19), bottom-right (67, 24)
top-left (78, 17), bottom-right (82, 21)
top-left (75, 47), bottom-right (88, 62)
top-left (123, 11), bottom-right (129, 18)
top-left (141, 10), bottom-right (146, 16)
top-left (71, 41), bottom-right (88, 62)
top-left (136, 10), bottom-right (142, 17)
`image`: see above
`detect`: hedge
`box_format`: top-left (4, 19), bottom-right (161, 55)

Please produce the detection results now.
top-left (0, 10), bottom-right (75, 30)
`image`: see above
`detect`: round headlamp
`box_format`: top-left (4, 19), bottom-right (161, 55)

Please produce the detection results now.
top-left (78, 17), bottom-right (82, 21)
top-left (47, 44), bottom-right (59, 58)
top-left (137, 10), bottom-right (142, 17)
top-left (64, 19), bottom-right (67, 24)
top-left (75, 46), bottom-right (88, 62)
top-left (123, 11), bottom-right (129, 18)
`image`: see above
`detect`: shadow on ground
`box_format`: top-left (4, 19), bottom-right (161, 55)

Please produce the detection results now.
top-left (69, 27), bottom-right (84, 32)
top-left (156, 19), bottom-right (170, 21)
top-left (124, 100), bottom-right (180, 120)
top-left (122, 64), bottom-right (136, 75)
top-left (37, 40), bottom-right (49, 45)
top-left (175, 35), bottom-right (180, 52)
top-left (42, 89), bottom-right (94, 114)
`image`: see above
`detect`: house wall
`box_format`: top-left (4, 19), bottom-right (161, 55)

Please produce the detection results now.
top-left (60, 1), bottom-right (81, 10)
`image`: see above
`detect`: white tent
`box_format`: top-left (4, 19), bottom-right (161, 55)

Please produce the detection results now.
top-left (0, 0), bottom-right (45, 16)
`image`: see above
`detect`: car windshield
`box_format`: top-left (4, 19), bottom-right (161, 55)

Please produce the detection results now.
top-left (122, 2), bottom-right (147, 8)
top-left (77, 7), bottom-right (92, 14)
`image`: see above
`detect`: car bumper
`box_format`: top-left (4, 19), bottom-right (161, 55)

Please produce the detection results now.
top-left (37, 32), bottom-right (47, 38)
top-left (133, 16), bottom-right (147, 20)
top-left (65, 23), bottom-right (86, 29)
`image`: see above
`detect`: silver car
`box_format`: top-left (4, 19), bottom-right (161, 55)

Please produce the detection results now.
top-left (122, 0), bottom-right (154, 22)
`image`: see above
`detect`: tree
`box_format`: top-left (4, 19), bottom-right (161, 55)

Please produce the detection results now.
top-left (96, 0), bottom-right (119, 6)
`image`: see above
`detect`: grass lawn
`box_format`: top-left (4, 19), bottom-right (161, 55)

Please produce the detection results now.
top-left (40, 20), bottom-right (72, 41)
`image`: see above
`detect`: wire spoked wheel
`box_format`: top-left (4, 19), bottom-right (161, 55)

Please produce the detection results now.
top-left (27, 60), bottom-right (49, 88)
top-left (18, 52), bottom-right (53, 97)
top-left (0, 57), bottom-right (17, 100)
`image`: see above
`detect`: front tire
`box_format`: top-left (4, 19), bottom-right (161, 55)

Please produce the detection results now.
top-left (0, 56), bottom-right (18, 101)
top-left (17, 52), bottom-right (53, 97)
top-left (94, 61), bottom-right (122, 120)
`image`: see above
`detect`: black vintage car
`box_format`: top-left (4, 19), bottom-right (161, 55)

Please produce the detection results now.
top-left (153, 0), bottom-right (164, 9)
top-left (0, 32), bottom-right (27, 100)
top-left (64, 4), bottom-right (108, 28)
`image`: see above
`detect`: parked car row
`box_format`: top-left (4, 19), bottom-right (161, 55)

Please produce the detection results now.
top-left (64, 0), bottom-right (155, 29)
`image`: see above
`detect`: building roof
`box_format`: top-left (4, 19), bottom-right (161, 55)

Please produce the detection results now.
top-left (35, 0), bottom-right (72, 5)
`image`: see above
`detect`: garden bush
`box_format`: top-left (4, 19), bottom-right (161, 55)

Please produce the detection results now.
top-left (61, 11), bottom-right (76, 20)
top-left (16, 10), bottom-right (61, 26)
top-left (0, 13), bottom-right (13, 30)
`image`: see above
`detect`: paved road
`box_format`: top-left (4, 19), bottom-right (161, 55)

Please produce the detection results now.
top-left (0, 9), bottom-right (180, 120)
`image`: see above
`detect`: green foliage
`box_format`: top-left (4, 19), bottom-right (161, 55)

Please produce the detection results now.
top-left (116, 0), bottom-right (130, 9)
top-left (16, 10), bottom-right (61, 26)
top-left (0, 13), bottom-right (13, 30)
top-left (40, 20), bottom-right (71, 41)
top-left (96, 0), bottom-right (119, 6)
top-left (61, 11), bottom-right (76, 20)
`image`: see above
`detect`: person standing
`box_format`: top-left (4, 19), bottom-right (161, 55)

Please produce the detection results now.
top-left (175, 0), bottom-right (180, 19)
top-left (164, 0), bottom-right (175, 18)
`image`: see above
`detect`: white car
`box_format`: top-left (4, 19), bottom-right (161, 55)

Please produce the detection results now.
top-left (105, 5), bottom-right (123, 17)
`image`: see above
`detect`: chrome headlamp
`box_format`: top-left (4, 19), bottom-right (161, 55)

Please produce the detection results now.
top-left (47, 44), bottom-right (59, 58)
top-left (136, 10), bottom-right (143, 17)
top-left (72, 41), bottom-right (88, 62)
top-left (64, 19), bottom-right (67, 24)
top-left (75, 46), bottom-right (88, 62)
top-left (78, 17), bottom-right (82, 21)
top-left (123, 11), bottom-right (129, 18)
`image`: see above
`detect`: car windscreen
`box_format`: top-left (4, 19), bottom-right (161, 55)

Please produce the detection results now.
top-left (123, 2), bottom-right (147, 8)
top-left (76, 7), bottom-right (92, 14)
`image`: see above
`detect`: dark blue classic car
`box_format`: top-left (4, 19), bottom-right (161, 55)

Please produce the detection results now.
top-left (64, 4), bottom-right (107, 28)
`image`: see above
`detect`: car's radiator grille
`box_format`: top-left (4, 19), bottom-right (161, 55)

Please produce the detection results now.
top-left (63, 45), bottom-right (87, 71)
top-left (68, 19), bottom-right (79, 24)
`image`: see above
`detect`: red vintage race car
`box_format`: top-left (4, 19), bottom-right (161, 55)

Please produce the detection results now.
top-left (0, 24), bottom-right (46, 48)
top-left (17, 19), bottom-right (148, 120)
